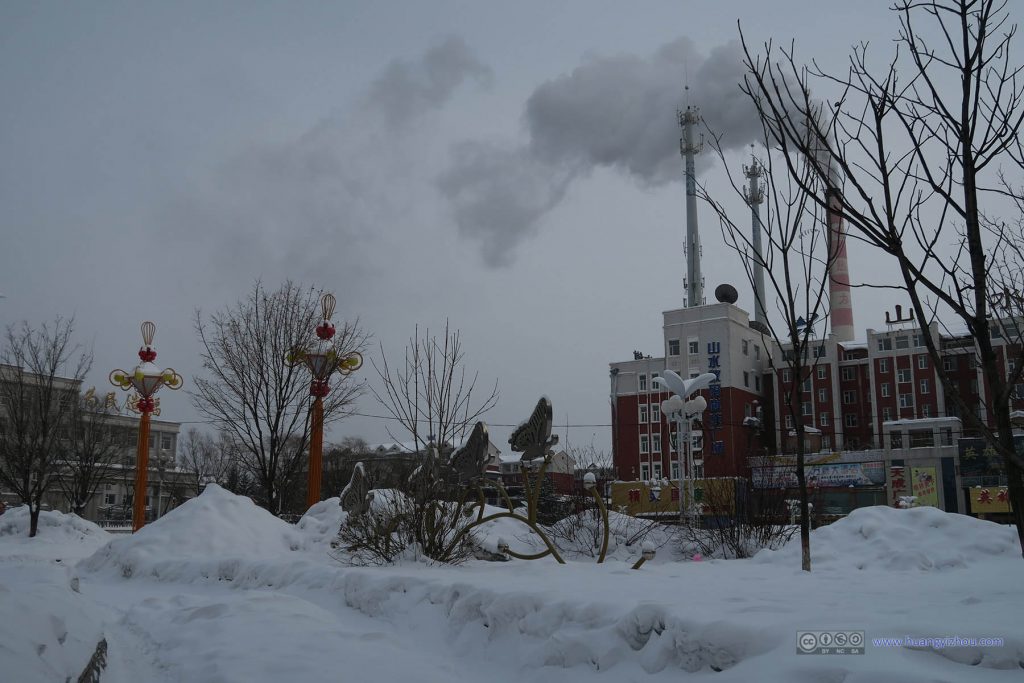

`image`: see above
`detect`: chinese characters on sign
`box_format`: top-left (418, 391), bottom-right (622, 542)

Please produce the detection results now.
top-left (707, 342), bottom-right (725, 455)
top-left (910, 467), bottom-right (938, 507)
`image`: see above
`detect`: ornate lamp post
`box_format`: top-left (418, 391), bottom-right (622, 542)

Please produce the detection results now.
top-left (655, 370), bottom-right (716, 527)
top-left (109, 322), bottom-right (183, 532)
top-left (287, 293), bottom-right (362, 508)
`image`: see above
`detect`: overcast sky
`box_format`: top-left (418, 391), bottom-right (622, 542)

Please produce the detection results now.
top-left (1, 1), bottom-right (1007, 457)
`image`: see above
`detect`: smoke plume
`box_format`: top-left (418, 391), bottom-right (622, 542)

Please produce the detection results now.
top-left (441, 38), bottom-right (762, 266)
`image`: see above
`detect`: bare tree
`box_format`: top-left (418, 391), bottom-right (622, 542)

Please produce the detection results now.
top-left (737, 0), bottom-right (1024, 552)
top-left (0, 319), bottom-right (91, 537)
top-left (55, 390), bottom-right (121, 516)
top-left (370, 321), bottom-right (498, 453)
top-left (178, 428), bottom-right (234, 496)
top-left (699, 132), bottom-right (837, 571)
top-left (192, 281), bottom-right (367, 514)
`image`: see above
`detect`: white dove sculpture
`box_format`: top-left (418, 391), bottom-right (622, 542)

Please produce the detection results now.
top-left (653, 370), bottom-right (717, 418)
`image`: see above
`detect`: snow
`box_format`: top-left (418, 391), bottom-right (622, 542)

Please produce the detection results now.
top-left (754, 505), bottom-right (1020, 571)
top-left (1, 487), bottom-right (1023, 682)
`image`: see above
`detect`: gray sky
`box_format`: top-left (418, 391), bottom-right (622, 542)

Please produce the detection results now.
top-left (0, 1), bottom-right (1001, 456)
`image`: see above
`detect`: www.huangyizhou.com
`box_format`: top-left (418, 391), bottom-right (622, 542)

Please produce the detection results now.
top-left (873, 636), bottom-right (1005, 649)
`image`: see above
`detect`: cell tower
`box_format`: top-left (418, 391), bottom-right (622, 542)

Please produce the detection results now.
top-left (743, 148), bottom-right (768, 332)
top-left (678, 95), bottom-right (704, 308)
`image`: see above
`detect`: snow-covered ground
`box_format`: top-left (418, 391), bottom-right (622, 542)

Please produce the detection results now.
top-left (1, 486), bottom-right (1022, 682)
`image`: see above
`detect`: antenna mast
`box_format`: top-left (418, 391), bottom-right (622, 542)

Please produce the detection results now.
top-left (678, 86), bottom-right (704, 308)
top-left (743, 146), bottom-right (768, 331)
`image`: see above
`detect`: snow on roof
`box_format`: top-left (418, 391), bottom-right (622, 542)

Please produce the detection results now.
top-left (882, 417), bottom-right (962, 427)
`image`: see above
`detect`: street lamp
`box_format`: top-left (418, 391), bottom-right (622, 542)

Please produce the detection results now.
top-left (109, 322), bottom-right (183, 532)
top-left (286, 293), bottom-right (362, 508)
top-left (655, 370), bottom-right (716, 527)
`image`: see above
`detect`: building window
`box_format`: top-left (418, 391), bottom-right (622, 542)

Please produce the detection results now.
top-left (754, 345), bottom-right (761, 360)
top-left (841, 367), bottom-right (855, 381)
top-left (942, 428), bottom-right (953, 446)
top-left (639, 435), bottom-right (649, 454)
top-left (640, 463), bottom-right (650, 481)
top-left (909, 430), bottom-right (934, 448)
top-left (802, 378), bottom-right (812, 393)
top-left (742, 340), bottom-right (749, 355)
top-left (652, 462), bottom-right (662, 479)
top-left (104, 493), bottom-right (116, 506)
top-left (652, 434), bottom-right (661, 453)
top-left (971, 378), bottom-right (979, 394)
top-left (844, 413), bottom-right (858, 427)
top-left (755, 376), bottom-right (761, 392)
top-left (917, 355), bottom-right (928, 369)
top-left (890, 431), bottom-right (903, 448)
top-left (879, 359), bottom-right (890, 373)
top-left (897, 368), bottom-right (911, 383)
top-left (913, 334), bottom-right (925, 347)
top-left (783, 369), bottom-right (791, 383)
top-left (785, 415), bottom-right (793, 429)
top-left (881, 383), bottom-right (891, 397)
top-left (148, 434), bottom-right (155, 449)
top-left (671, 462), bottom-right (680, 479)
top-left (822, 435), bottom-right (831, 450)
top-left (668, 339), bottom-right (680, 356)
top-left (743, 371), bottom-right (750, 388)
top-left (814, 346), bottom-right (827, 359)
top-left (820, 412), bottom-right (829, 426)
top-left (691, 432), bottom-right (704, 452)
top-left (843, 390), bottom-right (856, 404)
top-left (161, 434), bottom-right (172, 451)
top-left (802, 402), bottom-right (812, 416)
top-left (899, 393), bottom-right (914, 408)
top-left (639, 374), bottom-right (647, 391)
top-left (919, 379), bottom-right (930, 394)
top-left (651, 404), bottom-right (660, 423)
top-left (817, 366), bottom-right (827, 379)
top-left (639, 405), bottom-right (649, 423)
top-left (818, 388), bottom-right (828, 403)
top-left (878, 337), bottom-right (893, 351)
top-left (895, 336), bottom-right (909, 349)
top-left (693, 463), bottom-right (705, 479)
top-left (967, 355), bottom-right (977, 369)
top-left (882, 407), bottom-right (892, 421)
top-left (688, 339), bottom-right (699, 355)
top-left (922, 404), bottom-right (932, 417)
top-left (943, 356), bottom-right (957, 372)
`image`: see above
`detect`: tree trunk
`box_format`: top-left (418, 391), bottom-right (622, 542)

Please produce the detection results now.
top-left (29, 506), bottom-right (40, 538)
top-left (795, 438), bottom-right (811, 572)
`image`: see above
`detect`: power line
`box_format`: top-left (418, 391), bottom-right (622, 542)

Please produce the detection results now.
top-left (173, 412), bottom-right (614, 428)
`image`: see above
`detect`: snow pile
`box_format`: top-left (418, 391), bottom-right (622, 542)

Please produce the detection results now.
top-left (0, 565), bottom-right (107, 683)
top-left (294, 496), bottom-right (346, 551)
top-left (755, 505), bottom-right (1020, 570)
top-left (0, 506), bottom-right (110, 560)
top-left (80, 484), bottom-right (305, 579)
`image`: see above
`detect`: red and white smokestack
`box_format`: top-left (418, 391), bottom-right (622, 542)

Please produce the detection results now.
top-left (825, 161), bottom-right (854, 341)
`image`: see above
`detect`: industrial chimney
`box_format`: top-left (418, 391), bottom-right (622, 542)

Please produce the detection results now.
top-left (678, 100), bottom-right (703, 308)
top-left (825, 163), bottom-right (854, 342)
